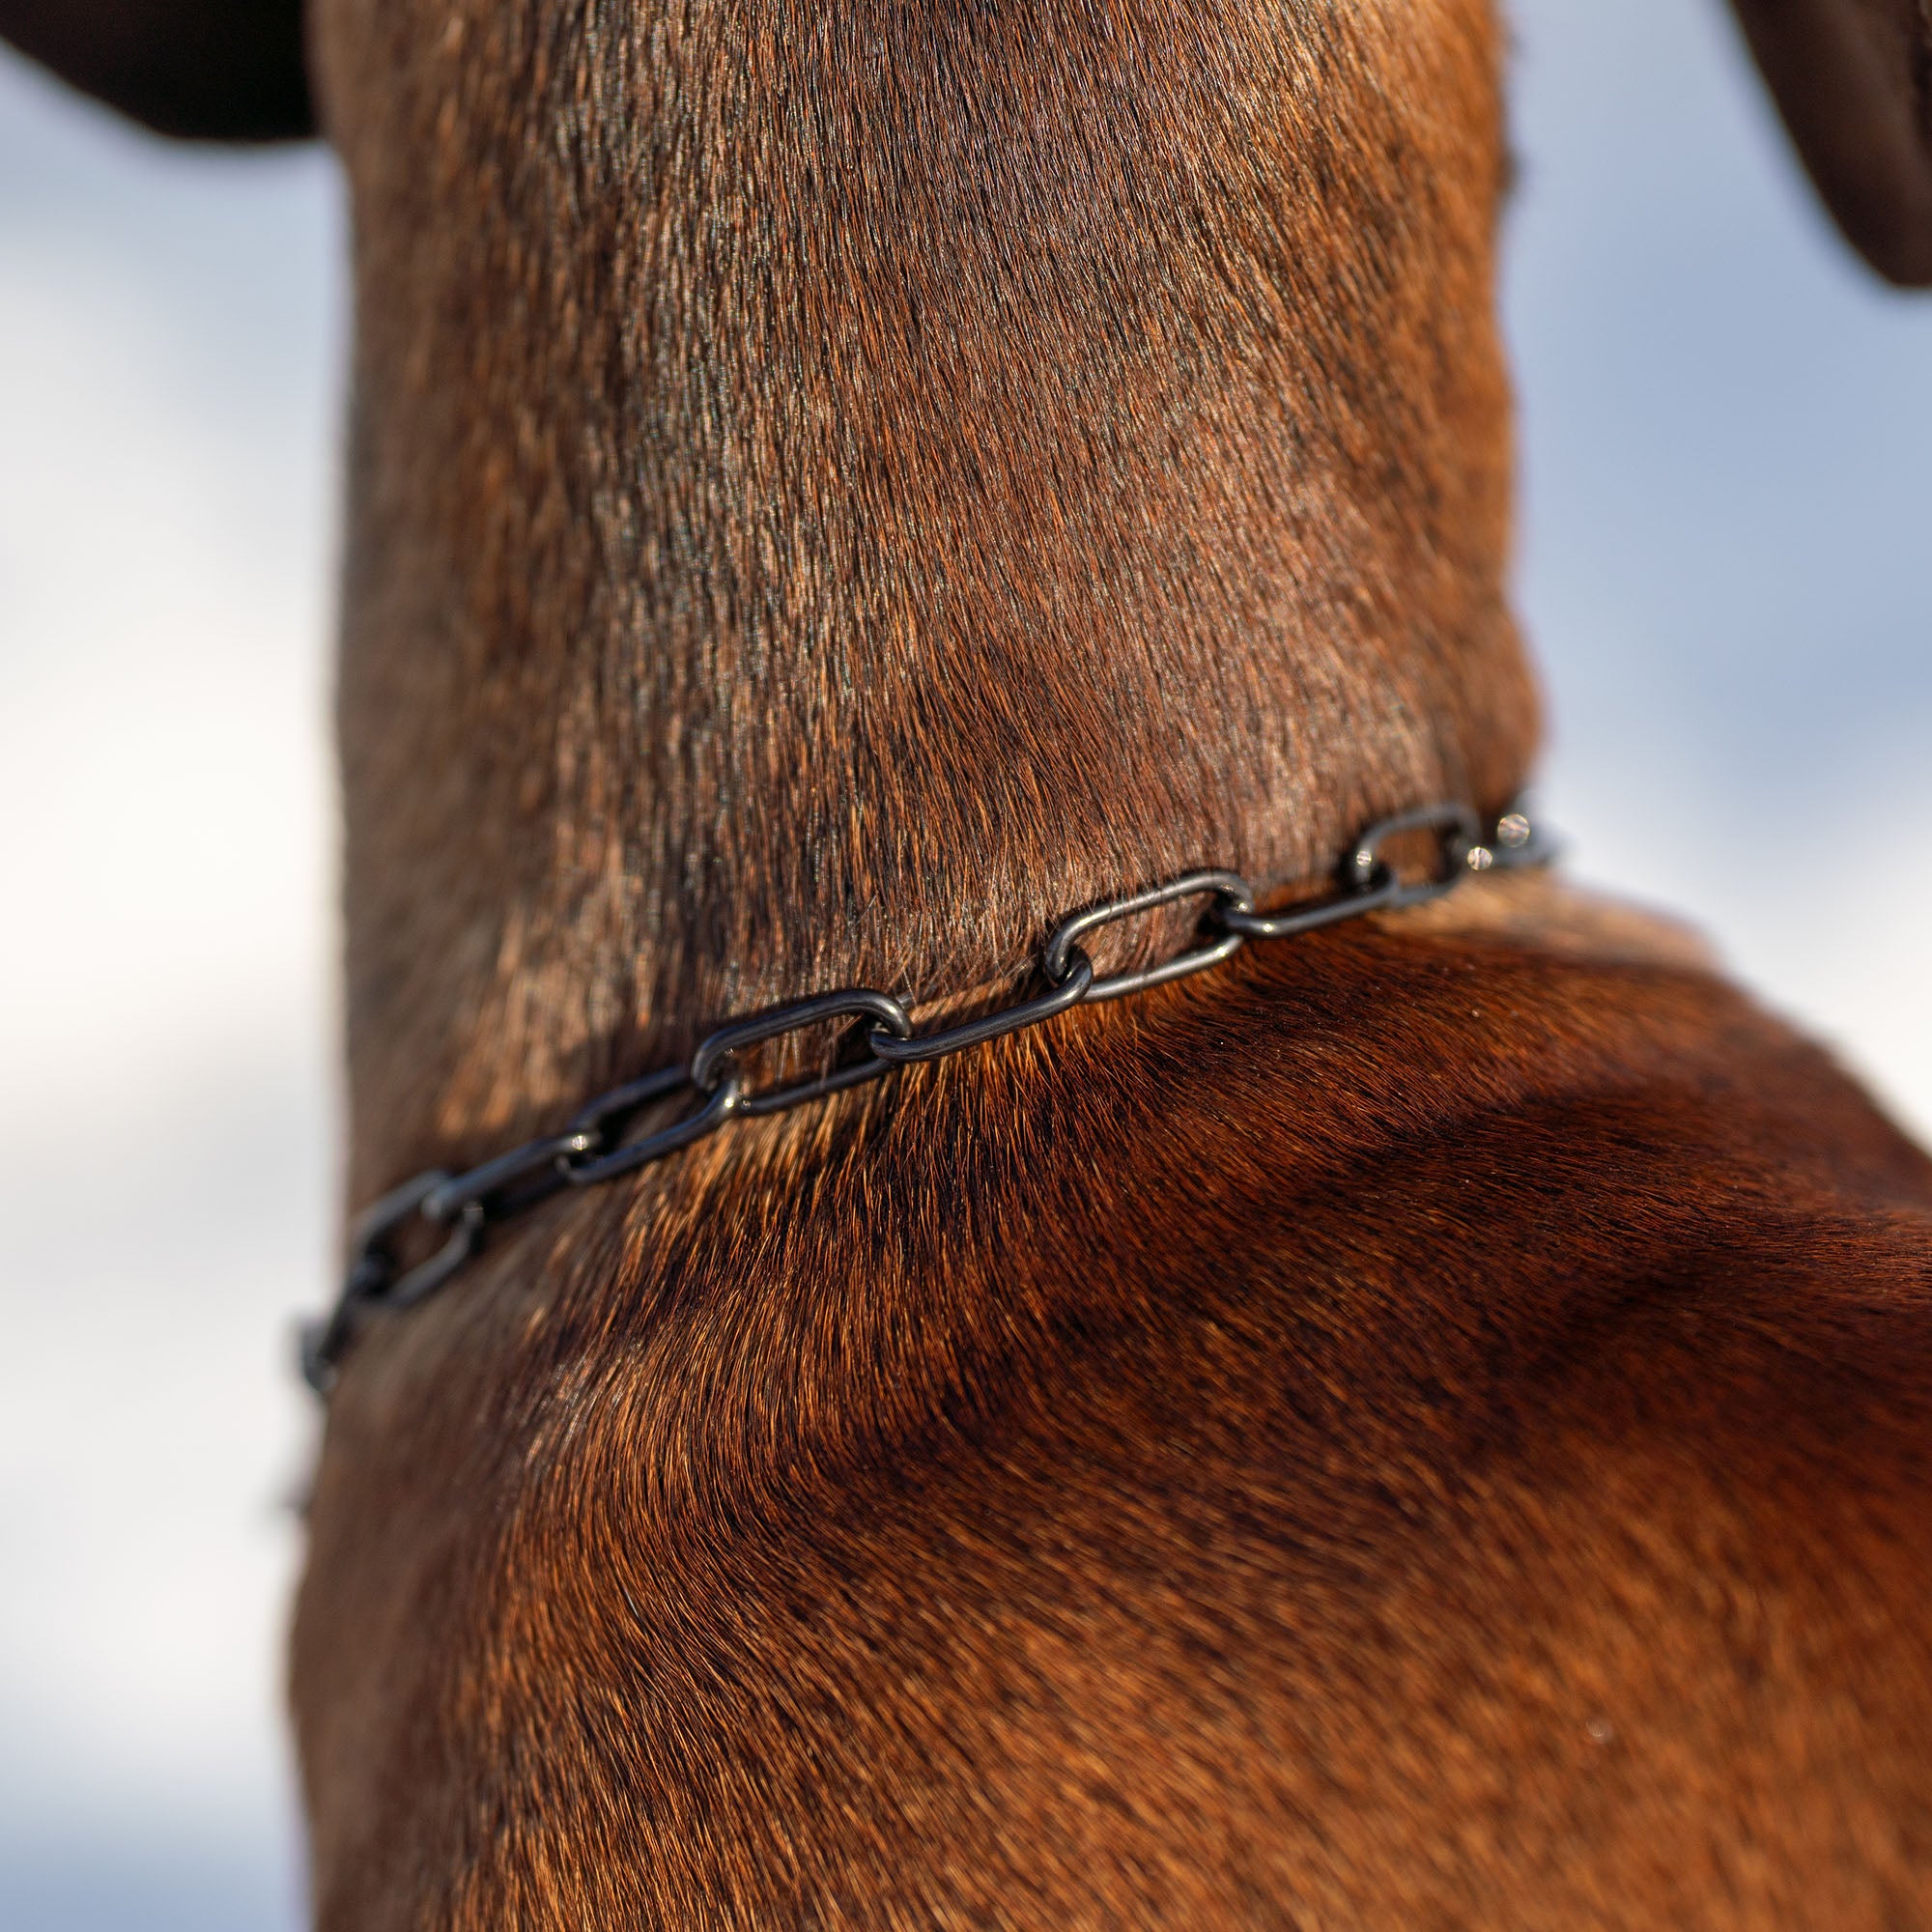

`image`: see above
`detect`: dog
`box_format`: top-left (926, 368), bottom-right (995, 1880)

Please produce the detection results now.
top-left (10, 2), bottom-right (1932, 1924)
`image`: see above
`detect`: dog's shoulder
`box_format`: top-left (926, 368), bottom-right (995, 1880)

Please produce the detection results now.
top-left (1170, 866), bottom-right (1932, 1548)
top-left (1068, 872), bottom-right (1932, 1914)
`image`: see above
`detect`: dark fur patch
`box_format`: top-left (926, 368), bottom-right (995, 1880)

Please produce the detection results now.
top-left (0, 0), bottom-right (310, 140)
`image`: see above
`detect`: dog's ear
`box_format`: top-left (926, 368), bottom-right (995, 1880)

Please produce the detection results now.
top-left (0, 0), bottom-right (311, 142)
top-left (1729, 0), bottom-right (1932, 285)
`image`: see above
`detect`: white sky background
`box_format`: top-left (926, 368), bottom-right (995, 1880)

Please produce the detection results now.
top-left (0, 4), bottom-right (1926, 1926)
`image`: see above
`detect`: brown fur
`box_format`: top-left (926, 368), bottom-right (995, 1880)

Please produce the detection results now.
top-left (319, 0), bottom-right (1537, 1210)
top-left (294, 873), bottom-right (1932, 1926)
top-left (279, 5), bottom-right (1932, 1923)
top-left (1730, 0), bottom-right (1932, 286)
top-left (8, 0), bottom-right (1932, 1923)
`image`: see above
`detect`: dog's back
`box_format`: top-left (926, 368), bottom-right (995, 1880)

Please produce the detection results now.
top-left (9, 0), bottom-right (1932, 1924)
top-left (289, 871), bottom-right (1932, 1926)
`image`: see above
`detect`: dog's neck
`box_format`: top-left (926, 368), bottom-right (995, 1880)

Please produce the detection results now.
top-left (318, 0), bottom-right (1538, 1193)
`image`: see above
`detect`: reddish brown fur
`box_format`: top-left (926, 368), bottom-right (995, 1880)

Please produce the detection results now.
top-left (295, 879), bottom-right (1932, 1925)
top-left (317, 0), bottom-right (1535, 1208)
top-left (60, 0), bottom-right (1924, 1922)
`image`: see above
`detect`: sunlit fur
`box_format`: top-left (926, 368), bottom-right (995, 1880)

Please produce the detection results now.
top-left (316, 0), bottom-right (1539, 1207)
top-left (159, 0), bottom-right (1932, 1922)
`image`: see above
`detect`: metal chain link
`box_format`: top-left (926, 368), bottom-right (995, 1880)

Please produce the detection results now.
top-left (300, 802), bottom-right (1550, 1393)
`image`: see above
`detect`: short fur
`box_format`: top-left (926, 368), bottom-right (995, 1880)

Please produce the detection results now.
top-left (295, 876), bottom-right (1932, 1926)
top-left (8, 1), bottom-right (1932, 1925)
top-left (1730, 0), bottom-right (1932, 285)
top-left (318, 0), bottom-right (1538, 1209)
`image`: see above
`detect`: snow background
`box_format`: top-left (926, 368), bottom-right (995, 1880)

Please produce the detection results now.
top-left (1, 3), bottom-right (1926, 1922)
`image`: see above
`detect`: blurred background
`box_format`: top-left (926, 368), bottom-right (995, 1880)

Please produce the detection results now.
top-left (1, 2), bottom-right (1926, 1924)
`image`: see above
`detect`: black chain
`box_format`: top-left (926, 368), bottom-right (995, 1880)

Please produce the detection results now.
top-left (300, 802), bottom-right (1550, 1393)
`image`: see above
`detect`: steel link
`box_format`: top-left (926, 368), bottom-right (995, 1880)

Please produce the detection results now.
top-left (1349, 803), bottom-right (1483, 906)
top-left (300, 802), bottom-right (1548, 1393)
top-left (737, 1052), bottom-right (899, 1118)
top-left (421, 1133), bottom-right (583, 1224)
top-left (565, 1064), bottom-right (689, 1145)
top-left (866, 952), bottom-right (1095, 1065)
top-left (556, 1068), bottom-right (747, 1188)
top-left (351, 1167), bottom-right (456, 1261)
top-left (1225, 804), bottom-right (1530, 940)
top-left (299, 1169), bottom-right (461, 1396)
top-left (386, 1203), bottom-right (487, 1310)
top-left (691, 987), bottom-right (913, 1098)
top-left (1043, 868), bottom-right (1254, 1003)
top-left (1217, 871), bottom-right (1400, 940)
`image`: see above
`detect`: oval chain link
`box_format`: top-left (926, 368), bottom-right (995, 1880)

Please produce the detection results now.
top-left (301, 802), bottom-right (1550, 1392)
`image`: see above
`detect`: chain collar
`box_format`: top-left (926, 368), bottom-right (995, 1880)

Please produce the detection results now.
top-left (301, 801), bottom-right (1551, 1394)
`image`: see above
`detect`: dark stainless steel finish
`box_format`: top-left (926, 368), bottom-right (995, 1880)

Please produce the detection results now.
top-left (690, 988), bottom-right (914, 1098)
top-left (300, 802), bottom-right (1549, 1393)
top-left (1044, 868), bottom-right (1255, 1003)
top-left (865, 952), bottom-right (1096, 1065)
top-left (556, 1070), bottom-right (747, 1188)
